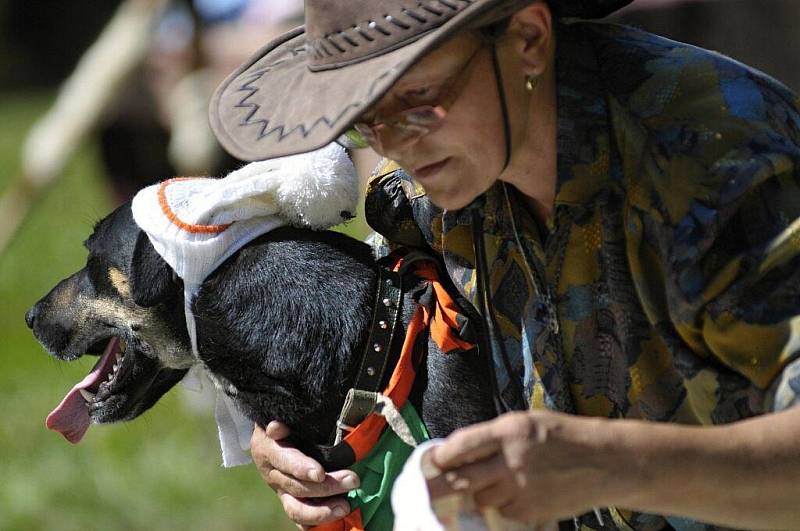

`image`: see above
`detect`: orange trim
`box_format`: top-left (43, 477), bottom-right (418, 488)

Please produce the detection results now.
top-left (312, 507), bottom-right (364, 531)
top-left (157, 178), bottom-right (232, 234)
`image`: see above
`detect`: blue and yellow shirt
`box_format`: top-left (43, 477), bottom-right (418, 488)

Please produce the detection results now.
top-left (365, 20), bottom-right (800, 531)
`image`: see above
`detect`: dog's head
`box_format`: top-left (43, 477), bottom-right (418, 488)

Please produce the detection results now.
top-left (26, 203), bottom-right (192, 441)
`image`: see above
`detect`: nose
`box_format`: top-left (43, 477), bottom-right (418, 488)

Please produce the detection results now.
top-left (25, 305), bottom-right (39, 329)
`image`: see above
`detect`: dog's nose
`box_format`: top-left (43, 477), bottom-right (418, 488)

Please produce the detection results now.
top-left (25, 305), bottom-right (39, 329)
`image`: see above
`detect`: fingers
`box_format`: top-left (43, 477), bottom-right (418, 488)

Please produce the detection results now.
top-left (428, 454), bottom-right (506, 506)
top-left (251, 423), bottom-right (326, 483)
top-left (268, 468), bottom-right (359, 499)
top-left (265, 420), bottom-right (291, 440)
top-left (453, 453), bottom-right (507, 493)
top-left (430, 421), bottom-right (503, 470)
top-left (251, 422), bottom-right (361, 527)
top-left (473, 478), bottom-right (515, 508)
top-left (251, 424), bottom-right (359, 496)
top-left (277, 491), bottom-right (352, 527)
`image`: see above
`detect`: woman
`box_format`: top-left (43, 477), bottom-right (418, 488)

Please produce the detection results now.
top-left (209, 0), bottom-right (800, 528)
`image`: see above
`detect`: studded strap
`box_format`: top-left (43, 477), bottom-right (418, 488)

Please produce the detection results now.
top-left (332, 259), bottom-right (403, 443)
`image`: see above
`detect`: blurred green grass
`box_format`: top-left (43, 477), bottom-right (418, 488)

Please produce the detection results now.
top-left (0, 91), bottom-right (363, 531)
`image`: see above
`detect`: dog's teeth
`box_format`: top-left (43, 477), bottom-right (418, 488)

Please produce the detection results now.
top-left (112, 363), bottom-right (119, 373)
top-left (79, 389), bottom-right (95, 402)
top-left (107, 372), bottom-right (114, 381)
top-left (119, 339), bottom-right (127, 353)
top-left (115, 352), bottom-right (122, 362)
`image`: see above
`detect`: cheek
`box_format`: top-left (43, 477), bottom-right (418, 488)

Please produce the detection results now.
top-left (446, 74), bottom-right (507, 170)
top-left (431, 104), bottom-right (505, 206)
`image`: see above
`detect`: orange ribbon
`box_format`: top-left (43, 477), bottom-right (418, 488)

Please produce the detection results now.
top-left (311, 256), bottom-right (474, 531)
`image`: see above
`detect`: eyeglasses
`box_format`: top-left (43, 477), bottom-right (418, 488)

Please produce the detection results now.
top-left (338, 43), bottom-right (484, 154)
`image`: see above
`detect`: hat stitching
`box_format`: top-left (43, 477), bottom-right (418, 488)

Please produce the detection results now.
top-left (367, 65), bottom-right (407, 98)
top-left (355, 26), bottom-right (376, 42)
top-left (308, 0), bottom-right (473, 65)
top-left (402, 8), bottom-right (429, 24)
top-left (234, 67), bottom-right (364, 143)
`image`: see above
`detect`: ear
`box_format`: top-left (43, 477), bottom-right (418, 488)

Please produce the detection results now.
top-left (130, 231), bottom-right (176, 307)
top-left (507, 1), bottom-right (553, 78)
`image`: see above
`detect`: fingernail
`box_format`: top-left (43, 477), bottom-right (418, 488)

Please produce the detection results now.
top-left (333, 505), bottom-right (349, 518)
top-left (445, 472), bottom-right (469, 490)
top-left (342, 474), bottom-right (359, 489)
top-left (307, 468), bottom-right (324, 482)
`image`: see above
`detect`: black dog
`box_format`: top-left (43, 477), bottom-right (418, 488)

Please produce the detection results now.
top-left (26, 203), bottom-right (498, 466)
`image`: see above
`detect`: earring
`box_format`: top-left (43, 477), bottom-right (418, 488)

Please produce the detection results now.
top-left (525, 75), bottom-right (539, 92)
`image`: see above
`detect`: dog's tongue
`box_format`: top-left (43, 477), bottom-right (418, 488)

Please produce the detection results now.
top-left (46, 338), bottom-right (119, 443)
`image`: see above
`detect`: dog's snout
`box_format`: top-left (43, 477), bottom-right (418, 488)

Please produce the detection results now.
top-left (25, 305), bottom-right (39, 330)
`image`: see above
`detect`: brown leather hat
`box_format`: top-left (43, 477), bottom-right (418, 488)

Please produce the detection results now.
top-left (210, 0), bottom-right (632, 162)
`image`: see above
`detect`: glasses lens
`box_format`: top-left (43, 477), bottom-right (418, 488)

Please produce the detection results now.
top-left (396, 106), bottom-right (444, 127)
top-left (335, 128), bottom-right (371, 150)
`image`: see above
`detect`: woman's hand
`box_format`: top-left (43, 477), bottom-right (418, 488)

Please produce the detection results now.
top-left (251, 422), bottom-right (360, 528)
top-left (427, 410), bottom-right (620, 525)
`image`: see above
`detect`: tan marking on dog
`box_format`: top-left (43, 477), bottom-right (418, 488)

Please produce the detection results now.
top-left (51, 275), bottom-right (80, 308)
top-left (108, 267), bottom-right (130, 298)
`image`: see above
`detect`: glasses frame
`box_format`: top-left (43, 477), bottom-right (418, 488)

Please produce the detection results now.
top-left (341, 43), bottom-right (484, 154)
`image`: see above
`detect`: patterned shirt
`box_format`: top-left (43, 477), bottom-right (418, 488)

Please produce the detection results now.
top-left (364, 19), bottom-right (800, 531)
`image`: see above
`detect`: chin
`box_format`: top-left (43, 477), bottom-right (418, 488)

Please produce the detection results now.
top-left (423, 179), bottom-right (487, 211)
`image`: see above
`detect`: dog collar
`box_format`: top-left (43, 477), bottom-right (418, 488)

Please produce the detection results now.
top-left (311, 251), bottom-right (475, 469)
top-left (311, 252), bottom-right (475, 531)
top-left (338, 254), bottom-right (405, 433)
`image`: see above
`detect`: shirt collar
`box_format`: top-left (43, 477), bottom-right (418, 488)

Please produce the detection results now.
top-left (553, 21), bottom-right (618, 208)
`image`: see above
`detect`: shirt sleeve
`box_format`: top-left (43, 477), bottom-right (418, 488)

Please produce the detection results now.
top-left (647, 122), bottom-right (800, 413)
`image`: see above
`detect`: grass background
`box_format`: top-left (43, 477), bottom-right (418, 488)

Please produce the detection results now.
top-left (0, 91), bottom-right (370, 531)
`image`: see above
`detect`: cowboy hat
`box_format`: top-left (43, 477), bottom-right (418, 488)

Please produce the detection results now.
top-left (209, 0), bottom-right (633, 162)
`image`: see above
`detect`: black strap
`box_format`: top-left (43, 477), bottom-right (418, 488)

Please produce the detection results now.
top-left (323, 256), bottom-right (405, 455)
top-left (489, 41), bottom-right (513, 171)
top-left (472, 209), bottom-right (526, 413)
top-left (315, 250), bottom-right (463, 469)
top-left (350, 259), bottom-right (403, 395)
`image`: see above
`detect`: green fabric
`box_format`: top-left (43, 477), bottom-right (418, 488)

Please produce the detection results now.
top-left (346, 403), bottom-right (429, 531)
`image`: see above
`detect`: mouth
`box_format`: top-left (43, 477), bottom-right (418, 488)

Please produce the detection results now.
top-left (413, 158), bottom-right (450, 181)
top-left (45, 335), bottom-right (185, 443)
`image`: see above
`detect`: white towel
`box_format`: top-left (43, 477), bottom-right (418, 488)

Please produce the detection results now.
top-left (131, 143), bottom-right (359, 467)
top-left (392, 441), bottom-right (535, 531)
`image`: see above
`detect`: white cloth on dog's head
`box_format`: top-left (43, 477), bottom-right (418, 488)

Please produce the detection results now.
top-left (132, 142), bottom-right (358, 287)
top-left (131, 143), bottom-right (359, 467)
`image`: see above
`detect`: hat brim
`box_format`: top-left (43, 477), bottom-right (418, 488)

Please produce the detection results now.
top-left (209, 0), bottom-right (632, 161)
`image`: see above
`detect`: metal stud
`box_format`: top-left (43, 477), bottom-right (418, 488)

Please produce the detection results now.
top-left (379, 320), bottom-right (388, 329)
top-left (382, 298), bottom-right (392, 307)
top-left (366, 366), bottom-right (376, 376)
top-left (373, 343), bottom-right (382, 352)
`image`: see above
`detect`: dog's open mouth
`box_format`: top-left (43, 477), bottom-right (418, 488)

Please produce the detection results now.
top-left (46, 336), bottom-right (147, 443)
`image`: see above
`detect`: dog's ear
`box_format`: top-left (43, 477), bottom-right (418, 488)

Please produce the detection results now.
top-left (130, 231), bottom-right (176, 307)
